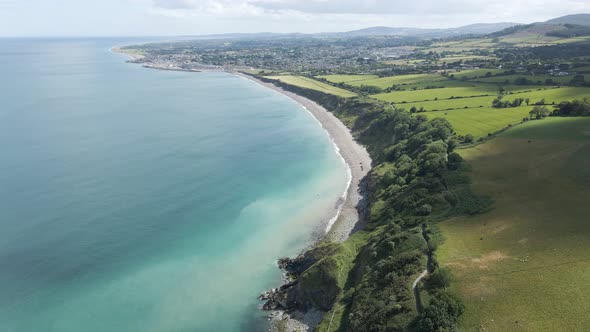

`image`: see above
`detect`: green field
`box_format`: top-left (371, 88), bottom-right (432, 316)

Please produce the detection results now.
top-left (474, 74), bottom-right (588, 85)
top-left (403, 96), bottom-right (496, 111)
top-left (374, 85), bottom-right (509, 103)
top-left (270, 72), bottom-right (589, 141)
top-left (426, 106), bottom-right (531, 137)
top-left (438, 117), bottom-right (590, 331)
top-left (316, 74), bottom-right (379, 84)
top-left (448, 69), bottom-right (505, 79)
top-left (377, 85), bottom-right (590, 138)
top-left (320, 73), bottom-right (447, 89)
top-left (397, 87), bottom-right (590, 111)
top-left (266, 75), bottom-right (357, 97)
top-left (507, 86), bottom-right (590, 104)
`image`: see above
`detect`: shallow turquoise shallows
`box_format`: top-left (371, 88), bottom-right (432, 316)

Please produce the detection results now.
top-left (0, 38), bottom-right (349, 332)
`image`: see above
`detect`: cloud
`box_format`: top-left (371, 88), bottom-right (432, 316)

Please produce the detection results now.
top-left (152, 0), bottom-right (587, 16)
top-left (149, 0), bottom-right (589, 30)
top-left (153, 0), bottom-right (198, 9)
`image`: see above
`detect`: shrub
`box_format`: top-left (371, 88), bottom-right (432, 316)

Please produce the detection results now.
top-left (418, 292), bottom-right (465, 332)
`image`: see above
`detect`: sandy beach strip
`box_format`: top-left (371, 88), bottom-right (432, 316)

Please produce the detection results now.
top-left (235, 73), bottom-right (372, 243)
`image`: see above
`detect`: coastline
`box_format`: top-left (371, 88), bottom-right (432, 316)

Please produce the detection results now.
top-left (234, 73), bottom-right (372, 243)
top-left (230, 73), bottom-right (372, 332)
top-left (111, 47), bottom-right (145, 61)
top-left (115, 45), bottom-right (372, 242)
top-left (115, 47), bottom-right (372, 331)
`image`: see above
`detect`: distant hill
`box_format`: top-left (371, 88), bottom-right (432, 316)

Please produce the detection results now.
top-left (546, 14), bottom-right (590, 26)
top-left (486, 16), bottom-right (590, 43)
top-left (182, 14), bottom-right (590, 41)
top-left (339, 23), bottom-right (519, 38)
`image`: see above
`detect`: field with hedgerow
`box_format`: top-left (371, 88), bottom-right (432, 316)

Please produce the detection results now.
top-left (438, 117), bottom-right (590, 331)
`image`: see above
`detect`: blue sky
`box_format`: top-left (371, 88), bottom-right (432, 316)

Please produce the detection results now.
top-left (0, 0), bottom-right (588, 37)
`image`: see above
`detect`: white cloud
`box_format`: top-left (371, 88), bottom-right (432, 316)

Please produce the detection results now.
top-left (147, 0), bottom-right (589, 31)
top-left (152, 0), bottom-right (587, 16)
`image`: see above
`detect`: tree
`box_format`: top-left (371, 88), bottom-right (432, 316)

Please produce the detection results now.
top-left (552, 99), bottom-right (590, 116)
top-left (463, 134), bottom-right (474, 144)
top-left (427, 268), bottom-right (454, 289)
top-left (535, 98), bottom-right (546, 106)
top-left (418, 292), bottom-right (465, 332)
top-left (570, 74), bottom-right (586, 87)
top-left (525, 98), bottom-right (530, 106)
top-left (529, 105), bottom-right (551, 120)
top-left (417, 141), bottom-right (449, 174)
top-left (514, 77), bottom-right (532, 85)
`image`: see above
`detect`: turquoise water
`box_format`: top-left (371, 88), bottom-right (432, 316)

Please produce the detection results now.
top-left (0, 38), bottom-right (349, 331)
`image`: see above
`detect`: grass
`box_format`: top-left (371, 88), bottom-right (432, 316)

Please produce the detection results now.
top-left (317, 74), bottom-right (379, 84)
top-left (398, 87), bottom-right (590, 111)
top-left (373, 85), bottom-right (507, 103)
top-left (266, 75), bottom-right (357, 98)
top-left (426, 106), bottom-right (531, 137)
top-left (507, 86), bottom-right (590, 105)
top-left (474, 74), bottom-right (589, 85)
top-left (437, 117), bottom-right (590, 331)
top-left (320, 74), bottom-right (448, 89)
top-left (449, 69), bottom-right (505, 79)
top-left (403, 95), bottom-right (495, 111)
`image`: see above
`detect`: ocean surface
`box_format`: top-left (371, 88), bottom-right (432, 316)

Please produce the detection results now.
top-left (0, 38), bottom-right (349, 331)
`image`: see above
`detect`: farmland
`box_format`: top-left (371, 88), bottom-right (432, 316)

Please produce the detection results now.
top-left (372, 84), bottom-right (539, 103)
top-left (473, 74), bottom-right (589, 85)
top-left (437, 117), bottom-right (590, 331)
top-left (427, 107), bottom-right (531, 137)
top-left (266, 75), bottom-right (357, 97)
top-left (319, 73), bottom-right (447, 89)
top-left (268, 69), bottom-right (590, 140)
top-left (316, 68), bottom-right (590, 139)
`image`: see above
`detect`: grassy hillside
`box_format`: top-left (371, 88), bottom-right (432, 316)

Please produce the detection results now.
top-left (438, 117), bottom-right (590, 331)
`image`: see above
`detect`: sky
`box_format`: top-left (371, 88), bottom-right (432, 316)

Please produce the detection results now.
top-left (0, 0), bottom-right (588, 37)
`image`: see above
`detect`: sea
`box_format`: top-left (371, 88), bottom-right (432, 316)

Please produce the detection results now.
top-left (0, 38), bottom-right (349, 331)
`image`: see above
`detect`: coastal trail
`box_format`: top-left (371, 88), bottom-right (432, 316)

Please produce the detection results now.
top-left (413, 224), bottom-right (432, 313)
top-left (412, 269), bottom-right (428, 313)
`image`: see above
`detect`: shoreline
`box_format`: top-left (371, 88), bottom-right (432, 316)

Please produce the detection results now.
top-left (110, 47), bottom-right (145, 62)
top-left (115, 48), bottom-right (372, 331)
top-left (235, 73), bottom-right (371, 331)
top-left (115, 45), bottom-right (372, 242)
top-left (234, 73), bottom-right (372, 243)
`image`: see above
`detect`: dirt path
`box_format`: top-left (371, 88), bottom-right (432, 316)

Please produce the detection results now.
top-left (413, 224), bottom-right (432, 313)
top-left (412, 269), bottom-right (428, 313)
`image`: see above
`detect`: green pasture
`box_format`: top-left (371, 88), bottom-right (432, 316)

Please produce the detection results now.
top-left (448, 69), bottom-right (505, 79)
top-left (337, 74), bottom-right (447, 89)
top-left (474, 74), bottom-right (588, 85)
top-left (426, 106), bottom-right (531, 137)
top-left (438, 117), bottom-right (590, 331)
top-left (401, 96), bottom-right (495, 111)
top-left (317, 74), bottom-right (379, 84)
top-left (374, 85), bottom-right (507, 103)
